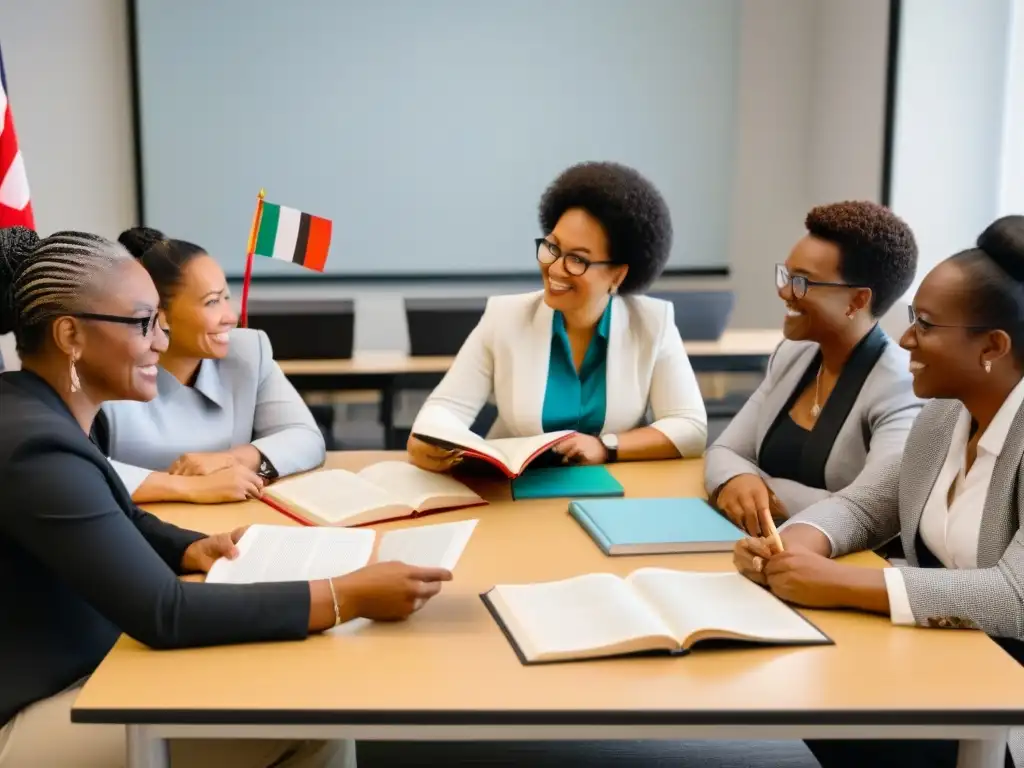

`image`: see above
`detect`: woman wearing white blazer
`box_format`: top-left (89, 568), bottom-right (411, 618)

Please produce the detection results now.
top-left (408, 161), bottom-right (707, 471)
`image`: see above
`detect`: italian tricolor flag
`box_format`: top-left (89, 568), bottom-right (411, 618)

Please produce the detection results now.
top-left (253, 201), bottom-right (332, 272)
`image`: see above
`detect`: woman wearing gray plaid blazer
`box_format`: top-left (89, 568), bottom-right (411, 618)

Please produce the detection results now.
top-left (734, 216), bottom-right (1024, 768)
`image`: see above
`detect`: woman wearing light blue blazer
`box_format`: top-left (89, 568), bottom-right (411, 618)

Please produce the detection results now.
top-left (407, 161), bottom-right (707, 471)
top-left (101, 227), bottom-right (325, 503)
top-left (704, 201), bottom-right (922, 535)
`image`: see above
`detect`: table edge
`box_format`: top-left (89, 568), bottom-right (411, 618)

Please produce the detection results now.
top-left (69, 706), bottom-right (1024, 727)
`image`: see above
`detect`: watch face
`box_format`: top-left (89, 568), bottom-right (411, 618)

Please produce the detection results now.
top-left (602, 434), bottom-right (618, 449)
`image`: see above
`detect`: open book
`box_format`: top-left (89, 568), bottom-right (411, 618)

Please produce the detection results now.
top-left (206, 519), bottom-right (478, 584)
top-left (411, 408), bottom-right (574, 478)
top-left (482, 569), bottom-right (830, 664)
top-left (260, 461), bottom-right (487, 527)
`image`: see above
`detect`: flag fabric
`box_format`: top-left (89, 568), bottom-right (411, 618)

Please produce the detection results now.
top-left (253, 201), bottom-right (331, 272)
top-left (0, 42), bottom-right (34, 229)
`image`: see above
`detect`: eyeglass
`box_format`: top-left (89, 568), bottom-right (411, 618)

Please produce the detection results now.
top-left (906, 305), bottom-right (992, 333)
top-left (536, 238), bottom-right (619, 277)
top-left (775, 264), bottom-right (866, 300)
top-left (70, 311), bottom-right (161, 337)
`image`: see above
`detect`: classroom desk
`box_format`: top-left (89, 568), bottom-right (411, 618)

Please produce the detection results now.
top-left (73, 454), bottom-right (1022, 768)
top-left (280, 328), bottom-right (784, 447)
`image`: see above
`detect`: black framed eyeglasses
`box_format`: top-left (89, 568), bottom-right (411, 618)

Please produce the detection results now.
top-left (906, 305), bottom-right (992, 333)
top-left (536, 238), bottom-right (618, 277)
top-left (70, 311), bottom-right (161, 337)
top-left (775, 263), bottom-right (867, 300)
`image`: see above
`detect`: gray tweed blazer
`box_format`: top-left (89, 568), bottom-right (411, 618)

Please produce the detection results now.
top-left (791, 398), bottom-right (1024, 639)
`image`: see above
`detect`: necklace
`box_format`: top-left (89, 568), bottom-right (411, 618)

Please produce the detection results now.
top-left (810, 364), bottom-right (823, 419)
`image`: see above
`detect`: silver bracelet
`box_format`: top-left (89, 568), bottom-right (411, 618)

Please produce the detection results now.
top-left (328, 578), bottom-right (342, 627)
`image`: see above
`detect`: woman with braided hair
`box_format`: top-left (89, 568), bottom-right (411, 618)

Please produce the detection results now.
top-left (0, 227), bottom-right (451, 767)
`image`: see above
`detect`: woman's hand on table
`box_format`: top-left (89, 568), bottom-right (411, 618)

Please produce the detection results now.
top-left (551, 434), bottom-right (608, 465)
top-left (733, 524), bottom-right (783, 587)
top-left (310, 562), bottom-right (454, 629)
top-left (168, 451), bottom-right (238, 476)
top-left (182, 465), bottom-right (264, 504)
top-left (181, 525), bottom-right (250, 573)
top-left (407, 435), bottom-right (463, 473)
top-left (715, 474), bottom-right (785, 535)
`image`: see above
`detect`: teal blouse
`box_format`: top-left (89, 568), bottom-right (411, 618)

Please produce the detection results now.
top-left (540, 302), bottom-right (612, 436)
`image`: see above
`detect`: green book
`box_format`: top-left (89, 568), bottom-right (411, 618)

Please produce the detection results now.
top-left (510, 465), bottom-right (624, 501)
top-left (569, 497), bottom-right (744, 555)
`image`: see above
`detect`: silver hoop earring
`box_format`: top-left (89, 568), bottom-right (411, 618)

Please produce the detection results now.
top-left (984, 360), bottom-right (993, 374)
top-left (69, 355), bottom-right (82, 393)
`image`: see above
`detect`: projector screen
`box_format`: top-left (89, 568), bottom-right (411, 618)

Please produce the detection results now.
top-left (134, 0), bottom-right (740, 279)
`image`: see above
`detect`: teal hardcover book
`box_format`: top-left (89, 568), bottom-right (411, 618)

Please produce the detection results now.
top-left (568, 497), bottom-right (744, 555)
top-left (510, 465), bottom-right (624, 501)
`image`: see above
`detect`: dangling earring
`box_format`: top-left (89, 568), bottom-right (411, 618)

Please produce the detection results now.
top-left (69, 353), bottom-right (82, 393)
top-left (983, 360), bottom-right (992, 374)
top-left (609, 284), bottom-right (619, 296)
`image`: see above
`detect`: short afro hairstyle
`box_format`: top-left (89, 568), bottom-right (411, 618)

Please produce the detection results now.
top-left (805, 201), bottom-right (918, 316)
top-left (538, 161), bottom-right (672, 295)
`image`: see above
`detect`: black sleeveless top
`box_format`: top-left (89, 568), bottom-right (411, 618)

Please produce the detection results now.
top-left (757, 324), bottom-right (889, 490)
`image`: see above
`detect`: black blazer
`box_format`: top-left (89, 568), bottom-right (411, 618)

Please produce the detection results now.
top-left (0, 370), bottom-right (310, 726)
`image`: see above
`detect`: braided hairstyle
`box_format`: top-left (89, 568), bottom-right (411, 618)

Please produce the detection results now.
top-left (0, 227), bottom-right (133, 356)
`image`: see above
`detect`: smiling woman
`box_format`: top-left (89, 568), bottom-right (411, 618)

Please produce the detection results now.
top-left (704, 201), bottom-right (922, 535)
top-left (98, 227), bottom-right (326, 505)
top-left (407, 161), bottom-right (708, 473)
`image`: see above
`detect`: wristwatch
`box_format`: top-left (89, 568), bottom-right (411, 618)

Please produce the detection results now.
top-left (600, 433), bottom-right (619, 462)
top-left (256, 453), bottom-right (279, 480)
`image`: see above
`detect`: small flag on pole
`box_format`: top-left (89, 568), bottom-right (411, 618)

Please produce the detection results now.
top-left (239, 191), bottom-right (332, 327)
top-left (253, 201), bottom-right (332, 273)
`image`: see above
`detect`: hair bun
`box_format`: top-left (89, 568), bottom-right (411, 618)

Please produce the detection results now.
top-left (977, 215), bottom-right (1024, 282)
top-left (0, 226), bottom-right (40, 335)
top-left (117, 226), bottom-right (165, 260)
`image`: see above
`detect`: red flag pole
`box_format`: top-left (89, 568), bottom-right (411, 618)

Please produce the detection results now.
top-left (240, 188), bottom-right (266, 328)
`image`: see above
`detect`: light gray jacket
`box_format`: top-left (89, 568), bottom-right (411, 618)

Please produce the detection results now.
top-left (704, 327), bottom-right (922, 516)
top-left (792, 397), bottom-right (1024, 639)
top-left (102, 328), bottom-right (325, 493)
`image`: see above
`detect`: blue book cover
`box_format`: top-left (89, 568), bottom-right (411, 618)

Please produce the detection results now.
top-left (569, 497), bottom-right (743, 555)
top-left (511, 465), bottom-right (624, 501)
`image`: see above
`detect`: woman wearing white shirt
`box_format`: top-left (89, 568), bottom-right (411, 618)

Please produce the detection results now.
top-left (733, 215), bottom-right (1024, 768)
top-left (407, 161), bottom-right (707, 471)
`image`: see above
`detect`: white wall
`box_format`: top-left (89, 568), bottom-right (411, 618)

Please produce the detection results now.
top-left (1000, 0), bottom-right (1024, 216)
top-left (0, 0), bottom-right (892, 363)
top-left (887, 0), bottom-right (1014, 308)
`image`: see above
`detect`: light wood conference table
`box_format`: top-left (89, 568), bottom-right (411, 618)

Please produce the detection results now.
top-left (72, 453), bottom-right (1024, 768)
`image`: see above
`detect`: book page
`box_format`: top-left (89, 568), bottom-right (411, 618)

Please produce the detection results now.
top-left (625, 569), bottom-right (827, 648)
top-left (411, 407), bottom-right (505, 463)
top-left (488, 573), bottom-right (676, 663)
top-left (205, 524), bottom-right (376, 584)
top-left (266, 469), bottom-right (410, 525)
top-left (375, 519), bottom-right (478, 570)
top-left (357, 461), bottom-right (482, 510)
top-left (485, 433), bottom-right (573, 475)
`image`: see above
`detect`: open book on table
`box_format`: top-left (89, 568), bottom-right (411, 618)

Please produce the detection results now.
top-left (260, 461), bottom-right (487, 527)
top-left (411, 409), bottom-right (574, 479)
top-left (482, 569), bottom-right (831, 665)
top-left (206, 519), bottom-right (478, 584)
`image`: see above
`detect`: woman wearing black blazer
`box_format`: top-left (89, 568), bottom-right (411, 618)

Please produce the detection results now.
top-left (0, 228), bottom-right (452, 767)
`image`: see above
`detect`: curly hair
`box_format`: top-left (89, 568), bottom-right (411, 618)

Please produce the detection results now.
top-left (538, 161), bottom-right (672, 294)
top-left (805, 201), bottom-right (918, 316)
